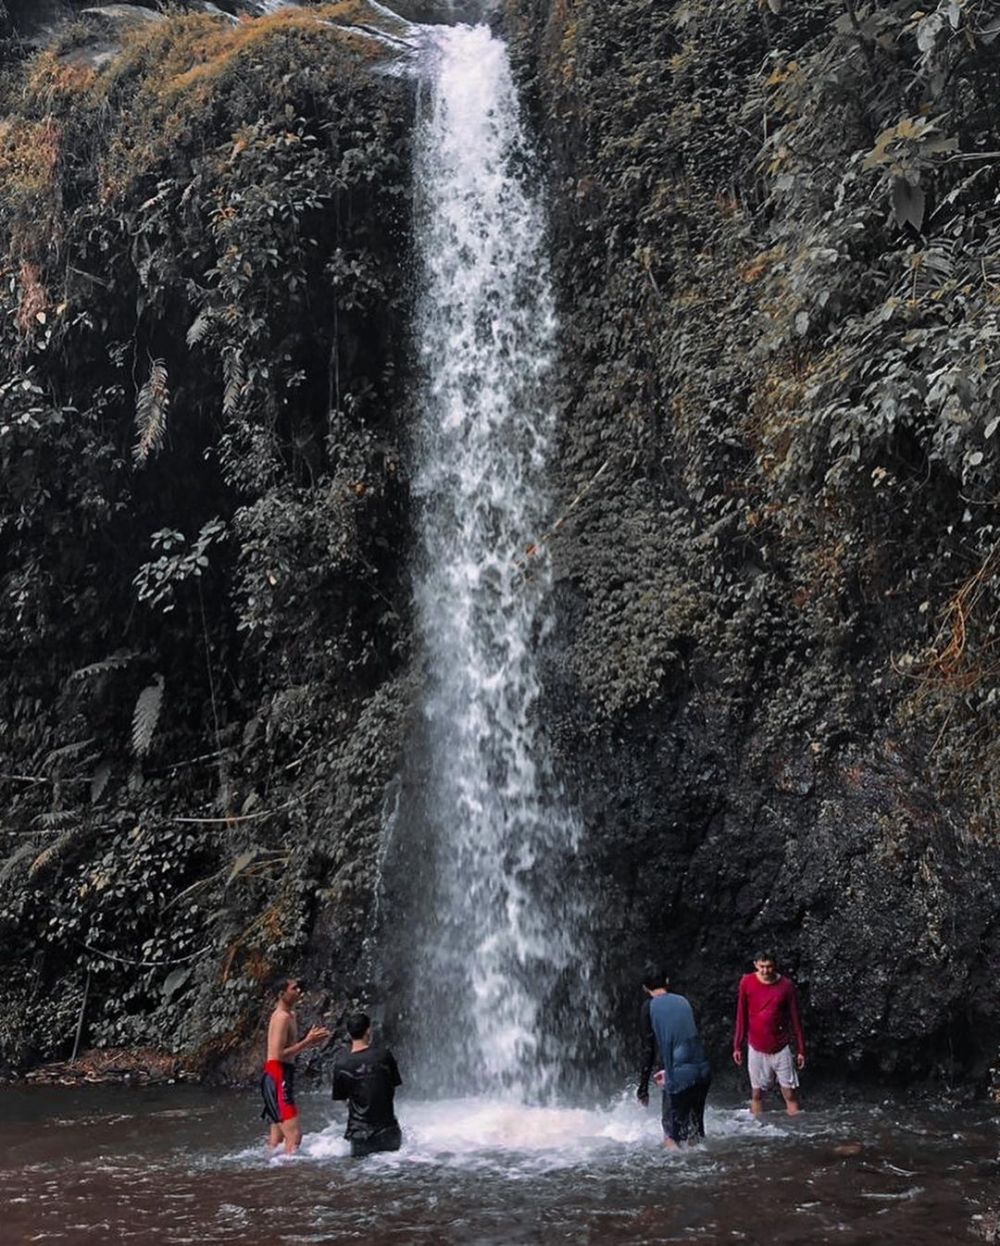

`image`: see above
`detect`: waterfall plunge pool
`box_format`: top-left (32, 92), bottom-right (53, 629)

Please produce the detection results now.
top-left (2, 1084), bottom-right (995, 1244)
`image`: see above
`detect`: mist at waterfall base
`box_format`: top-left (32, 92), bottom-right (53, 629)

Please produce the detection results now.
top-left (375, 21), bottom-right (605, 1101)
top-left (3, 1084), bottom-right (995, 1245)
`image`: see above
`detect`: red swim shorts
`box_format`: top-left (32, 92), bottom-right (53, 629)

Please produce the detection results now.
top-left (260, 1060), bottom-right (298, 1123)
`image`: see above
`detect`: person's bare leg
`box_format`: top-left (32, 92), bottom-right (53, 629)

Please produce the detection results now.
top-left (280, 1119), bottom-right (303, 1154)
top-left (750, 1089), bottom-right (764, 1118)
top-left (267, 1124), bottom-right (282, 1150)
top-left (780, 1085), bottom-right (801, 1115)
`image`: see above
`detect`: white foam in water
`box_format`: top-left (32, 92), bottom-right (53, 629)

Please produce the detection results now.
top-left (294, 1096), bottom-right (782, 1170)
top-left (859, 1187), bottom-right (926, 1201)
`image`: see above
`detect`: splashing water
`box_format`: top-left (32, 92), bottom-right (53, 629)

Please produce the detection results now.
top-left (387, 23), bottom-right (596, 1099)
top-left (4, 1085), bottom-right (993, 1246)
top-left (302, 1094), bottom-right (775, 1165)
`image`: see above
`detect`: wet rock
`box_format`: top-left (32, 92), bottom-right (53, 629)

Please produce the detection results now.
top-left (80, 3), bottom-right (165, 26)
top-left (831, 1142), bottom-right (864, 1158)
top-left (21, 1048), bottom-right (196, 1086)
top-left (972, 1209), bottom-right (1000, 1245)
top-left (64, 5), bottom-right (165, 66)
top-left (0, 0), bottom-right (996, 1093)
top-left (0, 0), bottom-right (414, 1081)
top-left (507, 0), bottom-right (1000, 1089)
top-left (380, 0), bottom-right (502, 23)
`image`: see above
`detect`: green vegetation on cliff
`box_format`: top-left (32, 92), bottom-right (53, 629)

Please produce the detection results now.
top-left (508, 0), bottom-right (999, 1078)
top-left (0, 5), bottom-right (413, 1071)
top-left (1, 0), bottom-right (997, 1086)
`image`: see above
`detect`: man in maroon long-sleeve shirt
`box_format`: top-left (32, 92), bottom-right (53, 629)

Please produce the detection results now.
top-left (732, 951), bottom-right (806, 1117)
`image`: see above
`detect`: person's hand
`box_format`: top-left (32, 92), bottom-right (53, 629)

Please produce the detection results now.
top-left (796, 1052), bottom-right (806, 1070)
top-left (305, 1026), bottom-right (331, 1047)
top-left (732, 1049), bottom-right (743, 1067)
top-left (653, 1069), bottom-right (665, 1088)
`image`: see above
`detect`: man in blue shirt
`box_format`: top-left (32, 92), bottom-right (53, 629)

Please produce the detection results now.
top-left (638, 965), bottom-right (712, 1150)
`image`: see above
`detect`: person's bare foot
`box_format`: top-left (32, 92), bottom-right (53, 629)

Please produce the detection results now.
top-left (661, 1137), bottom-right (681, 1152)
top-left (785, 1103), bottom-right (802, 1116)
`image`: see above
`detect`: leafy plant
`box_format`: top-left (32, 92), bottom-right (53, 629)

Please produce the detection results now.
top-left (133, 358), bottom-right (170, 466)
top-left (0, 3), bottom-right (413, 1069)
top-left (132, 675), bottom-right (164, 758)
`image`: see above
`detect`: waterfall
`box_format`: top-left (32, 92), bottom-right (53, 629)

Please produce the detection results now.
top-left (386, 22), bottom-right (593, 1100)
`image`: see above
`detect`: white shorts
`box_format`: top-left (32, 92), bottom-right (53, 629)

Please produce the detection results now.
top-left (748, 1044), bottom-right (799, 1091)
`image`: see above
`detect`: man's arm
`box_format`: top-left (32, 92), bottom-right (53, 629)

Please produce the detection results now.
top-left (787, 981), bottom-right (806, 1067)
top-left (331, 1061), bottom-right (349, 1101)
top-left (385, 1050), bottom-right (402, 1088)
top-left (269, 1012), bottom-right (330, 1062)
top-left (637, 999), bottom-right (656, 1105)
top-left (280, 1026), bottom-right (330, 1060)
top-left (732, 976), bottom-right (748, 1064)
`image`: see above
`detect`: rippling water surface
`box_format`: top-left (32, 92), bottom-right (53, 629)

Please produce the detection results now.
top-left (1, 1086), bottom-right (995, 1244)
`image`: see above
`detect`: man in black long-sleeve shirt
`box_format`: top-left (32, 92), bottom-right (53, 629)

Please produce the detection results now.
top-left (331, 1012), bottom-right (403, 1157)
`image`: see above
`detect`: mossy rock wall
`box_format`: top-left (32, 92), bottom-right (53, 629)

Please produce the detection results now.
top-left (506, 0), bottom-right (999, 1083)
top-left (0, 5), bottom-right (415, 1073)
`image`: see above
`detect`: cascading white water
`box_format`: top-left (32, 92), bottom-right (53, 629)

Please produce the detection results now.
top-left (403, 23), bottom-right (591, 1099)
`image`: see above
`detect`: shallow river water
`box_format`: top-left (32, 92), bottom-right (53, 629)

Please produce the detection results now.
top-left (0, 1086), bottom-right (995, 1244)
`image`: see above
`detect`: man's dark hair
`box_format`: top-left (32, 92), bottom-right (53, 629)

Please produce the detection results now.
top-left (271, 974), bottom-right (307, 996)
top-left (640, 964), bottom-right (668, 991)
top-left (346, 1011), bottom-right (371, 1040)
top-left (753, 951), bottom-right (777, 965)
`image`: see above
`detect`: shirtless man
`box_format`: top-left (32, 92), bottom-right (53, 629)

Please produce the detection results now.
top-left (260, 976), bottom-right (330, 1153)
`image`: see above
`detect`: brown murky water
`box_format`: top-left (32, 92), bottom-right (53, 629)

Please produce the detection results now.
top-left (0, 1085), bottom-right (995, 1244)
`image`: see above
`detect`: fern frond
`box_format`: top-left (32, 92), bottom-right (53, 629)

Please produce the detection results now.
top-left (180, 175), bottom-right (201, 208)
top-left (33, 810), bottom-right (78, 829)
top-left (222, 350), bottom-right (245, 416)
top-left (897, 244), bottom-right (963, 304)
top-left (0, 841), bottom-right (38, 884)
top-left (132, 676), bottom-right (165, 757)
top-left (133, 358), bottom-right (170, 465)
top-left (91, 760), bottom-right (112, 804)
top-left (138, 183), bottom-right (172, 215)
top-left (42, 737), bottom-right (96, 772)
top-left (226, 848), bottom-right (259, 887)
top-left (68, 651), bottom-right (135, 683)
top-left (186, 309), bottom-right (214, 348)
top-left (29, 829), bottom-right (79, 879)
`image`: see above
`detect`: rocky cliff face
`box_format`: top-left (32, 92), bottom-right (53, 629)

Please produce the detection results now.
top-left (0, 2), bottom-right (417, 1075)
top-left (0, 0), bottom-right (996, 1089)
top-left (506, 0), bottom-right (999, 1084)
